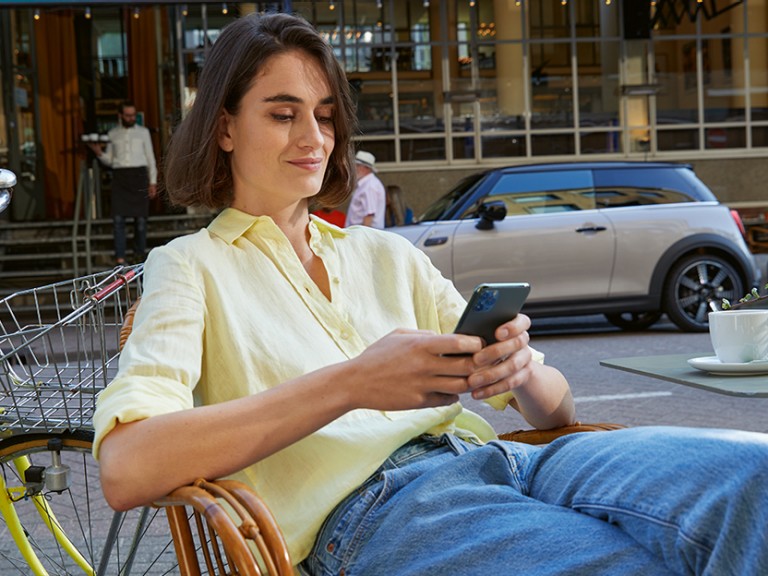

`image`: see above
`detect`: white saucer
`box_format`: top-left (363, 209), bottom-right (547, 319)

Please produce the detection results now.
top-left (687, 356), bottom-right (768, 375)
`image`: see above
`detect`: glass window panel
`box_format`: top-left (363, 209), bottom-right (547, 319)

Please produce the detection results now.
top-left (482, 43), bottom-right (525, 130)
top-left (531, 41), bottom-right (573, 129)
top-left (481, 133), bottom-right (526, 158)
top-left (452, 136), bottom-right (476, 160)
top-left (657, 129), bottom-right (699, 151)
top-left (530, 2), bottom-right (571, 41)
top-left (752, 125), bottom-right (768, 147)
top-left (578, 41), bottom-right (619, 128)
top-left (580, 131), bottom-right (622, 154)
top-left (749, 37), bottom-right (768, 124)
top-left (399, 77), bottom-right (441, 134)
top-left (360, 140), bottom-right (396, 163)
top-left (531, 133), bottom-right (575, 155)
top-left (400, 137), bottom-right (446, 161)
top-left (654, 40), bottom-right (697, 125)
top-left (702, 36), bottom-right (743, 123)
top-left (704, 126), bottom-right (746, 149)
top-left (492, 171), bottom-right (593, 194)
top-left (355, 78), bottom-right (395, 136)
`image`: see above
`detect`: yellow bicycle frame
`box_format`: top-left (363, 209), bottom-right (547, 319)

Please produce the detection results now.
top-left (1, 455), bottom-right (94, 575)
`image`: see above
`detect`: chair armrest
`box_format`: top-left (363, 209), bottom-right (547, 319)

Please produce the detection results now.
top-left (497, 422), bottom-right (626, 445)
top-left (154, 478), bottom-right (293, 575)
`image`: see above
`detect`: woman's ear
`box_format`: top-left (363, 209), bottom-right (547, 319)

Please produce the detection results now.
top-left (217, 111), bottom-right (234, 152)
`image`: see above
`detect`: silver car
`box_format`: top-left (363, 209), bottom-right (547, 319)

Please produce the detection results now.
top-left (389, 162), bottom-right (760, 332)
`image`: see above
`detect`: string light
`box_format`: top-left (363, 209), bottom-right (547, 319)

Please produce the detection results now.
top-left (132, 7), bottom-right (140, 19)
top-left (181, 4), bottom-right (188, 16)
top-left (329, 1), bottom-right (335, 10)
top-left (515, 0), bottom-right (521, 6)
top-left (376, 0), bottom-right (382, 8)
top-left (423, 0), bottom-right (429, 7)
top-left (469, 1), bottom-right (476, 7)
top-left (84, 6), bottom-right (91, 19)
top-left (33, 8), bottom-right (40, 20)
top-left (221, 3), bottom-right (228, 15)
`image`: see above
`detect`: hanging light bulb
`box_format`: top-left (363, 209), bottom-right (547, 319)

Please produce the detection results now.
top-left (515, 0), bottom-right (521, 6)
top-left (222, 3), bottom-right (228, 15)
top-left (605, 0), bottom-right (611, 4)
top-left (181, 4), bottom-right (188, 16)
top-left (469, 1), bottom-right (476, 7)
top-left (423, 0), bottom-right (429, 7)
top-left (376, 0), bottom-right (382, 8)
top-left (33, 8), bottom-right (41, 20)
top-left (132, 7), bottom-right (140, 19)
top-left (329, 1), bottom-right (336, 10)
top-left (84, 6), bottom-right (91, 19)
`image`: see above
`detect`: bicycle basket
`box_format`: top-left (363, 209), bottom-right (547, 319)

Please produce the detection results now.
top-left (0, 265), bottom-right (143, 435)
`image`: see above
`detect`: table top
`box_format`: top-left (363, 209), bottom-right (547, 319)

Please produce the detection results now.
top-left (600, 353), bottom-right (768, 397)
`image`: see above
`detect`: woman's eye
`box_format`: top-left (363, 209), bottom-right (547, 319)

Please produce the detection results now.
top-left (272, 114), bottom-right (295, 122)
top-left (316, 116), bottom-right (334, 125)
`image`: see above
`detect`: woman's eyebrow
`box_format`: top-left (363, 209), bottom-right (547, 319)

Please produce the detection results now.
top-left (262, 94), bottom-right (335, 105)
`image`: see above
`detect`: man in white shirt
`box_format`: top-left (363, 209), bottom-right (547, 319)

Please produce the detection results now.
top-left (344, 150), bottom-right (386, 228)
top-left (88, 100), bottom-right (157, 264)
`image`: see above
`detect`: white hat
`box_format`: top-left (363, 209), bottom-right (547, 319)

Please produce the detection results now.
top-left (355, 150), bottom-right (377, 172)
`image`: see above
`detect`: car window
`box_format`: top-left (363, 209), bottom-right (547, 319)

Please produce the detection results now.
top-left (592, 168), bottom-right (697, 207)
top-left (417, 173), bottom-right (484, 222)
top-left (461, 170), bottom-right (594, 217)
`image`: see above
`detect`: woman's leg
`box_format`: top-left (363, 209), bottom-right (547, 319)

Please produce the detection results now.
top-left (523, 426), bottom-right (768, 575)
top-left (303, 434), bottom-right (678, 576)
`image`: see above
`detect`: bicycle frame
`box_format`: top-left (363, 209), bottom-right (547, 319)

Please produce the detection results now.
top-left (1, 456), bottom-right (93, 576)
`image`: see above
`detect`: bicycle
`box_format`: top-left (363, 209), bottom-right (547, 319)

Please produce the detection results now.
top-left (0, 170), bottom-right (179, 574)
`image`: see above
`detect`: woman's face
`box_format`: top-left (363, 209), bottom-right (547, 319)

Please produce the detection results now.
top-left (218, 50), bottom-right (336, 215)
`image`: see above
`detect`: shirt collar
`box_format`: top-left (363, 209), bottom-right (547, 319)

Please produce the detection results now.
top-left (208, 207), bottom-right (348, 245)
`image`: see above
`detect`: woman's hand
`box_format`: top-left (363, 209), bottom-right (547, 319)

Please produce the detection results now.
top-left (346, 329), bottom-right (484, 411)
top-left (465, 314), bottom-right (576, 429)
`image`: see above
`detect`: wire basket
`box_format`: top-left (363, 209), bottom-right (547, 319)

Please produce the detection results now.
top-left (0, 265), bottom-right (143, 436)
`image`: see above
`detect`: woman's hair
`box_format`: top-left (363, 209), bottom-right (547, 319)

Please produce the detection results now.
top-left (162, 12), bottom-right (357, 209)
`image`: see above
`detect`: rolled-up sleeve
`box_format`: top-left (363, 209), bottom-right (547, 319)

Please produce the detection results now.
top-left (92, 246), bottom-right (206, 458)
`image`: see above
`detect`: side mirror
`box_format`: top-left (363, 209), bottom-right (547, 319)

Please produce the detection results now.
top-left (475, 200), bottom-right (507, 230)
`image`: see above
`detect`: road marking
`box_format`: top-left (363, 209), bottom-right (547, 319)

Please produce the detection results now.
top-left (575, 391), bottom-right (674, 403)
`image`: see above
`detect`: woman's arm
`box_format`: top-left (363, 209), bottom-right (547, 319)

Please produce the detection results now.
top-left (98, 328), bottom-right (485, 511)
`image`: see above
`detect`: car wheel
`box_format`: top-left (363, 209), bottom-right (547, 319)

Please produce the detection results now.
top-left (663, 253), bottom-right (744, 332)
top-left (604, 311), bottom-right (662, 331)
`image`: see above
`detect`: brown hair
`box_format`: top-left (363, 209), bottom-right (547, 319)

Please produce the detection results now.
top-left (162, 12), bottom-right (357, 209)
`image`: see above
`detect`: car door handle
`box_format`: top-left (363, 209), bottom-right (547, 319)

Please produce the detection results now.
top-left (575, 226), bottom-right (607, 233)
top-left (424, 237), bottom-right (448, 246)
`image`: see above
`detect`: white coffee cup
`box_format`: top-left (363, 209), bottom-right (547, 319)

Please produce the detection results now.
top-left (708, 310), bottom-right (768, 364)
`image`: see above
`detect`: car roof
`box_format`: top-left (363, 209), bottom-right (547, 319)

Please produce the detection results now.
top-left (493, 161), bottom-right (692, 174)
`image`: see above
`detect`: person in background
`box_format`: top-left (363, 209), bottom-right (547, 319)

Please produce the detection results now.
top-left (384, 184), bottom-right (413, 227)
top-left (344, 150), bottom-right (385, 228)
top-left (88, 100), bottom-right (157, 264)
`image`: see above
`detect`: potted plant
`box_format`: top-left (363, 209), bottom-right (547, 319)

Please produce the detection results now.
top-left (721, 283), bottom-right (768, 310)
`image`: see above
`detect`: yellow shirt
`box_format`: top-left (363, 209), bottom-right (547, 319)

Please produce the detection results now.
top-left (93, 208), bottom-right (538, 564)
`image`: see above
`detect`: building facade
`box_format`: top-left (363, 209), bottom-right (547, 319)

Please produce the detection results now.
top-left (0, 0), bottom-right (766, 221)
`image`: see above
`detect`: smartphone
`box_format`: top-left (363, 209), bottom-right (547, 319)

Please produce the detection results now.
top-left (453, 282), bottom-right (531, 345)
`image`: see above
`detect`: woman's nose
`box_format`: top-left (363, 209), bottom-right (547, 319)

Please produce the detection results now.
top-left (296, 116), bottom-right (325, 149)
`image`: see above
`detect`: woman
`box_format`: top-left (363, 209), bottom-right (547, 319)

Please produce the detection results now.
top-left (94, 13), bottom-right (768, 575)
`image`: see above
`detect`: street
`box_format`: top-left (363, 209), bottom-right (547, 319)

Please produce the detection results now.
top-left (464, 314), bottom-right (767, 435)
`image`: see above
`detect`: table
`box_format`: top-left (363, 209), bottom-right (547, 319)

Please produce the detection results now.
top-left (600, 353), bottom-right (768, 397)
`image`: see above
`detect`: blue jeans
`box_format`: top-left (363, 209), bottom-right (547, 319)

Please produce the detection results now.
top-left (299, 427), bottom-right (768, 575)
top-left (113, 215), bottom-right (147, 261)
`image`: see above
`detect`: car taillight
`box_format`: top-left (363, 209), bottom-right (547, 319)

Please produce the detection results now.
top-left (730, 209), bottom-right (747, 236)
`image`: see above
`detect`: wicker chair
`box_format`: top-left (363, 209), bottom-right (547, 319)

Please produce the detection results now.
top-left (118, 301), bottom-right (624, 574)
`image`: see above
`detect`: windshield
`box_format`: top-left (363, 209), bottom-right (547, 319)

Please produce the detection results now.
top-left (417, 173), bottom-right (484, 222)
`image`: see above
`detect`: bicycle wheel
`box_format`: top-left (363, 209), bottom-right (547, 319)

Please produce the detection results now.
top-left (0, 430), bottom-right (178, 575)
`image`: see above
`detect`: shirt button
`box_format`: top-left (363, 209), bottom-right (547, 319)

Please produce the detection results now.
top-left (339, 330), bottom-right (350, 340)
top-left (332, 277), bottom-right (340, 284)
